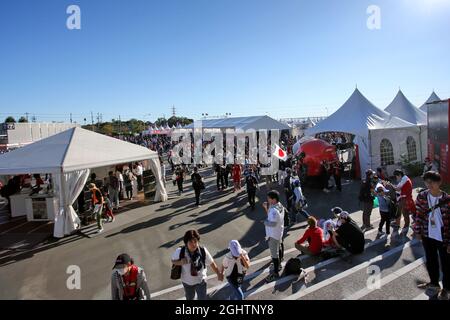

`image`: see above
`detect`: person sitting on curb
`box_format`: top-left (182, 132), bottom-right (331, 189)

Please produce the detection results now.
top-left (329, 211), bottom-right (365, 254)
top-left (295, 216), bottom-right (324, 256)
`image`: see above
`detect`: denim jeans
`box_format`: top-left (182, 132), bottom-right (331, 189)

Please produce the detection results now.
top-left (182, 280), bottom-right (207, 300)
top-left (228, 281), bottom-right (244, 300)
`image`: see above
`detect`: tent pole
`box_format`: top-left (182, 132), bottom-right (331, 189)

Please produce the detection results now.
top-left (419, 126), bottom-right (424, 162)
top-left (368, 130), bottom-right (373, 170)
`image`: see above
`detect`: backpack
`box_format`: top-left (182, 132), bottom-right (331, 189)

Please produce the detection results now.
top-left (170, 246), bottom-right (206, 280)
top-left (284, 257), bottom-right (303, 276)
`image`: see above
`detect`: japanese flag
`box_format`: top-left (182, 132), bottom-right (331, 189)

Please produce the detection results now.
top-left (273, 144), bottom-right (288, 161)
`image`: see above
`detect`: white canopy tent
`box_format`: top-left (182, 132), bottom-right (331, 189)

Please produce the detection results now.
top-left (385, 90), bottom-right (427, 125)
top-left (185, 115), bottom-right (290, 131)
top-left (420, 91), bottom-right (441, 112)
top-left (306, 88), bottom-right (420, 177)
top-left (0, 127), bottom-right (168, 238)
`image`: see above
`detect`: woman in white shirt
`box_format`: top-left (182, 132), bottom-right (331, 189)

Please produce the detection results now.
top-left (221, 240), bottom-right (250, 300)
top-left (171, 230), bottom-right (223, 300)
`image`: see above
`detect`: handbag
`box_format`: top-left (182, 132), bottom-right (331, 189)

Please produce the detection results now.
top-left (170, 247), bottom-right (185, 280)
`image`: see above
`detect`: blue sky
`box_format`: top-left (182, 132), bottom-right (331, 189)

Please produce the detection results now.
top-left (0, 0), bottom-right (449, 123)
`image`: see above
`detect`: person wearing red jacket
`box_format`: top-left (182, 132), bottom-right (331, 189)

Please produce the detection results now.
top-left (295, 216), bottom-right (324, 256)
top-left (391, 169), bottom-right (415, 232)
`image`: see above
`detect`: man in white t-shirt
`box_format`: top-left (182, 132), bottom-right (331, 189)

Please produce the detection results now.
top-left (263, 190), bottom-right (285, 282)
top-left (171, 230), bottom-right (223, 300)
top-left (414, 171), bottom-right (450, 300)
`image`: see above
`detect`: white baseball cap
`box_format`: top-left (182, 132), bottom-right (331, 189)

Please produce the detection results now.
top-left (229, 240), bottom-right (243, 257)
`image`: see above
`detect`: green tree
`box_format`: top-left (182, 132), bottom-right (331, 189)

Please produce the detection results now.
top-left (4, 116), bottom-right (16, 123)
top-left (18, 116), bottom-right (28, 123)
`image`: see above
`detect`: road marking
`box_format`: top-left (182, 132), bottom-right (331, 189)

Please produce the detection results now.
top-left (245, 227), bottom-right (386, 299)
top-left (283, 239), bottom-right (418, 300)
top-left (151, 221), bottom-right (382, 298)
top-left (0, 221), bottom-right (29, 234)
top-left (344, 257), bottom-right (425, 300)
top-left (27, 222), bottom-right (51, 234)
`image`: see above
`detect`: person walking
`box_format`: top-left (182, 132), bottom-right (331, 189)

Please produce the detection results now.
top-left (111, 253), bottom-right (150, 300)
top-left (232, 163), bottom-right (242, 192)
top-left (221, 240), bottom-right (251, 300)
top-left (102, 189), bottom-right (115, 223)
top-left (263, 190), bottom-right (285, 282)
top-left (391, 169), bottom-right (414, 233)
top-left (123, 168), bottom-right (134, 200)
top-left (107, 171), bottom-right (120, 210)
top-left (359, 169), bottom-right (375, 231)
top-left (245, 168), bottom-right (258, 210)
top-left (191, 167), bottom-right (204, 207)
top-left (283, 168), bottom-right (295, 215)
top-left (414, 171), bottom-right (450, 300)
top-left (134, 162), bottom-right (144, 191)
top-left (115, 167), bottom-right (125, 200)
top-left (175, 165), bottom-right (185, 195)
top-left (215, 164), bottom-right (225, 191)
top-left (332, 161), bottom-right (343, 192)
top-left (171, 230), bottom-right (223, 300)
top-left (89, 183), bottom-right (104, 233)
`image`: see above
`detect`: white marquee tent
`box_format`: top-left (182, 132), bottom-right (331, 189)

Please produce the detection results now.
top-left (306, 88), bottom-right (421, 177)
top-left (0, 127), bottom-right (168, 238)
top-left (420, 91), bottom-right (441, 112)
top-left (185, 115), bottom-right (290, 131)
top-left (385, 90), bottom-right (427, 125)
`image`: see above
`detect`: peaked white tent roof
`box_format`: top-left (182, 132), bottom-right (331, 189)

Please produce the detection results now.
top-left (306, 89), bottom-right (416, 138)
top-left (185, 115), bottom-right (290, 131)
top-left (385, 90), bottom-right (427, 125)
top-left (420, 91), bottom-right (441, 111)
top-left (0, 127), bottom-right (158, 175)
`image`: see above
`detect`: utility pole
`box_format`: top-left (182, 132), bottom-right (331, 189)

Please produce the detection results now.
top-left (119, 115), bottom-right (122, 135)
top-left (171, 105), bottom-right (176, 117)
top-left (91, 111), bottom-right (94, 131)
top-left (70, 113), bottom-right (73, 123)
top-left (25, 112), bottom-right (29, 122)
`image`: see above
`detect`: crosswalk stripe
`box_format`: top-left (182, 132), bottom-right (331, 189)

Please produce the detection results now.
top-left (152, 223), bottom-right (382, 298)
top-left (245, 227), bottom-right (386, 299)
top-left (344, 257), bottom-right (425, 300)
top-left (283, 239), bottom-right (418, 300)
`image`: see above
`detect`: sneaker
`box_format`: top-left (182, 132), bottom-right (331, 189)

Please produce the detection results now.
top-left (323, 188), bottom-right (330, 193)
top-left (377, 230), bottom-right (385, 236)
top-left (360, 225), bottom-right (367, 231)
top-left (365, 225), bottom-right (374, 231)
top-left (438, 289), bottom-right (449, 300)
top-left (417, 282), bottom-right (440, 290)
top-left (112, 218), bottom-right (115, 222)
top-left (97, 228), bottom-right (104, 233)
top-left (265, 273), bottom-right (279, 283)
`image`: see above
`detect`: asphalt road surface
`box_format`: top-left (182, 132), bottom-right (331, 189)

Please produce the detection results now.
top-left (0, 168), bottom-right (431, 300)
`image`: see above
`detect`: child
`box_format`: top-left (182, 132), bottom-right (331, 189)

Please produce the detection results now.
top-left (103, 190), bottom-right (115, 223)
top-left (375, 185), bottom-right (391, 236)
top-left (221, 240), bottom-right (250, 300)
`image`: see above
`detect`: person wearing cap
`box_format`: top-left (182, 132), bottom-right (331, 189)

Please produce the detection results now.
top-left (330, 211), bottom-right (365, 254)
top-left (375, 185), bottom-right (392, 237)
top-left (358, 169), bottom-right (376, 231)
top-left (111, 253), bottom-right (150, 300)
top-left (88, 183), bottom-right (104, 233)
top-left (423, 157), bottom-right (438, 175)
top-left (221, 240), bottom-right (251, 300)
